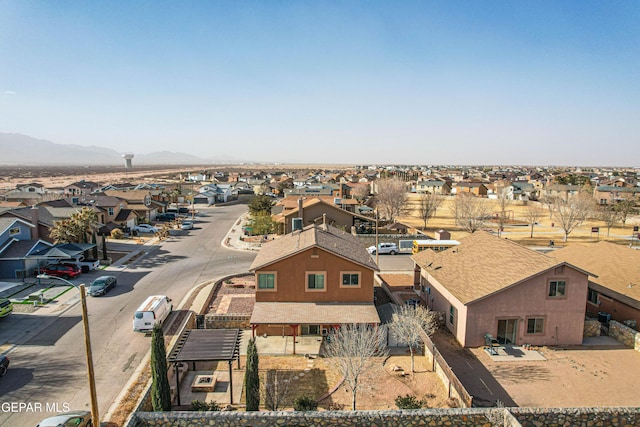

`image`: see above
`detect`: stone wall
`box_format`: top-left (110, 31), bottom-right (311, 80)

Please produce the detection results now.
top-left (583, 318), bottom-right (601, 337)
top-left (608, 320), bottom-right (640, 351)
top-left (128, 407), bottom-right (640, 427)
top-left (128, 408), bottom-right (495, 427)
top-left (205, 314), bottom-right (251, 329)
top-left (512, 407), bottom-right (639, 427)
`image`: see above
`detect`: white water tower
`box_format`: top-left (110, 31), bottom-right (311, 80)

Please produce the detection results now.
top-left (122, 153), bottom-right (134, 169)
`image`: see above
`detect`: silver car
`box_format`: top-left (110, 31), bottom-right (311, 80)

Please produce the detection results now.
top-left (36, 411), bottom-right (92, 427)
top-left (367, 242), bottom-right (399, 255)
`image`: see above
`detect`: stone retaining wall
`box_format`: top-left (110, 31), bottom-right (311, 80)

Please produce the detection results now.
top-left (128, 407), bottom-right (640, 427)
top-left (513, 407), bottom-right (639, 427)
top-left (205, 314), bottom-right (251, 329)
top-left (128, 408), bottom-right (495, 427)
top-left (609, 320), bottom-right (640, 351)
top-left (583, 318), bottom-right (601, 337)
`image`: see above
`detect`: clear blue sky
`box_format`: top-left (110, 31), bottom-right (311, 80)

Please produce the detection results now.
top-left (1, 1), bottom-right (638, 165)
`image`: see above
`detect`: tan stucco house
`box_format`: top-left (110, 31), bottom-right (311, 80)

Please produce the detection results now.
top-left (249, 223), bottom-right (380, 351)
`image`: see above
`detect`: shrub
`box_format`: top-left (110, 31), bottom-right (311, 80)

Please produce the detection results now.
top-left (110, 228), bottom-right (124, 239)
top-left (190, 400), bottom-right (221, 411)
top-left (395, 394), bottom-right (427, 409)
top-left (293, 396), bottom-right (318, 411)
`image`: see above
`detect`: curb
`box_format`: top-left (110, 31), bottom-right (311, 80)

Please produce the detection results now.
top-left (221, 213), bottom-right (262, 252)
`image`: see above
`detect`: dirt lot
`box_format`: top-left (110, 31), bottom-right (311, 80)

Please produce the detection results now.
top-left (433, 329), bottom-right (640, 408)
top-left (400, 195), bottom-right (640, 248)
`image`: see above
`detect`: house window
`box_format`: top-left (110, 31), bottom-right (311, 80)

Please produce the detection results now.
top-left (526, 318), bottom-right (544, 334)
top-left (307, 272), bottom-right (325, 290)
top-left (548, 280), bottom-right (566, 297)
top-left (449, 305), bottom-right (456, 325)
top-left (257, 273), bottom-right (276, 290)
top-left (341, 272), bottom-right (360, 287)
top-left (108, 207), bottom-right (114, 216)
top-left (9, 227), bottom-right (20, 236)
top-left (587, 289), bottom-right (599, 305)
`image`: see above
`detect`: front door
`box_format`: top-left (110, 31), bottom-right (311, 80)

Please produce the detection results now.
top-left (496, 319), bottom-right (518, 345)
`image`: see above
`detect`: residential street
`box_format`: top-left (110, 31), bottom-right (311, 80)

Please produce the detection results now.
top-left (0, 204), bottom-right (255, 427)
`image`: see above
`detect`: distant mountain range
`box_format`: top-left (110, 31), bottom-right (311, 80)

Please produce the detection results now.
top-left (0, 133), bottom-right (211, 166)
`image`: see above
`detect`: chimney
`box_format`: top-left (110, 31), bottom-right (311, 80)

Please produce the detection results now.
top-left (322, 213), bottom-right (327, 231)
top-left (30, 206), bottom-right (39, 240)
top-left (297, 197), bottom-right (304, 221)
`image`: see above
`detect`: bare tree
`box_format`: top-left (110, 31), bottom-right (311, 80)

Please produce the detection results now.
top-left (614, 197), bottom-right (636, 228)
top-left (450, 193), bottom-right (493, 233)
top-left (494, 188), bottom-right (511, 237)
top-left (375, 178), bottom-right (408, 222)
top-left (598, 206), bottom-right (620, 237)
top-left (264, 369), bottom-right (294, 411)
top-left (523, 203), bottom-right (543, 238)
top-left (416, 192), bottom-right (443, 230)
top-left (540, 194), bottom-right (559, 220)
top-left (553, 192), bottom-right (595, 242)
top-left (351, 184), bottom-right (371, 203)
top-left (323, 324), bottom-right (388, 410)
top-left (389, 305), bottom-right (436, 373)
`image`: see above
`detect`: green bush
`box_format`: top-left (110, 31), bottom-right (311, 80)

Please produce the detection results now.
top-left (293, 396), bottom-right (318, 411)
top-left (190, 400), bottom-right (221, 411)
top-left (395, 394), bottom-right (427, 409)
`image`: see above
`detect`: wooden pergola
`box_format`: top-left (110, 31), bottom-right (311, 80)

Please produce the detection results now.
top-left (167, 329), bottom-right (242, 405)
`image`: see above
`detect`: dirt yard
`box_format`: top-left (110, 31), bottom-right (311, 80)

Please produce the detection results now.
top-left (433, 329), bottom-right (640, 408)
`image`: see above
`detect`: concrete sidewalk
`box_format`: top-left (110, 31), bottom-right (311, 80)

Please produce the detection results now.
top-left (222, 213), bottom-right (263, 252)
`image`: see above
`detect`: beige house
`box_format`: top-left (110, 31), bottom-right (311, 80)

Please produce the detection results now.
top-left (412, 231), bottom-right (590, 347)
top-left (273, 198), bottom-right (371, 234)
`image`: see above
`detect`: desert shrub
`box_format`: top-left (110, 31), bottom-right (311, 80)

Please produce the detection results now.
top-left (190, 400), bottom-right (221, 411)
top-left (293, 396), bottom-right (318, 411)
top-left (395, 394), bottom-right (427, 409)
top-left (110, 228), bottom-right (124, 239)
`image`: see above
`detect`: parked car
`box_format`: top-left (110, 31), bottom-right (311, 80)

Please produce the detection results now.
top-left (88, 276), bottom-right (117, 297)
top-left (133, 224), bottom-right (159, 233)
top-left (43, 264), bottom-right (81, 279)
top-left (156, 213), bottom-right (177, 222)
top-left (181, 221), bottom-right (193, 230)
top-left (0, 355), bottom-right (9, 376)
top-left (62, 257), bottom-right (100, 273)
top-left (36, 411), bottom-right (91, 427)
top-left (367, 242), bottom-right (399, 255)
top-left (0, 298), bottom-right (12, 318)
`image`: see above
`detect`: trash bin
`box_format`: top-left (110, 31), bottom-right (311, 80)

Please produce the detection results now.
top-left (196, 315), bottom-right (205, 329)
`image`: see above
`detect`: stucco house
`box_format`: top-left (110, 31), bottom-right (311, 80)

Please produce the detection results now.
top-left (249, 223), bottom-right (380, 351)
top-left (412, 231), bottom-right (590, 347)
top-left (550, 241), bottom-right (640, 327)
top-left (272, 197), bottom-right (372, 234)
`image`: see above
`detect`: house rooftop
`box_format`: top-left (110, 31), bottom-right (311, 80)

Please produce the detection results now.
top-left (250, 223), bottom-right (378, 272)
top-left (550, 241), bottom-right (640, 302)
top-left (412, 231), bottom-right (580, 305)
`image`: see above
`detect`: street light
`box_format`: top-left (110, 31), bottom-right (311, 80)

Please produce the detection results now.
top-left (37, 274), bottom-right (99, 426)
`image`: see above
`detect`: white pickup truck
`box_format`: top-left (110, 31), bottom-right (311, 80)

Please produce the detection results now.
top-left (63, 257), bottom-right (100, 273)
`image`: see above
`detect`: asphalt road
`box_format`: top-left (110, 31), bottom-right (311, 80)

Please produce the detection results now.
top-left (0, 204), bottom-right (255, 426)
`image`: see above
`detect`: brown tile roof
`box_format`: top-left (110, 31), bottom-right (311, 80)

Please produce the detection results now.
top-left (412, 231), bottom-right (571, 305)
top-left (250, 302), bottom-right (380, 324)
top-left (250, 224), bottom-right (378, 272)
top-left (550, 241), bottom-right (640, 302)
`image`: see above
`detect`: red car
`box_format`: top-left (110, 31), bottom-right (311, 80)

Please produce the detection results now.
top-left (43, 264), bottom-right (81, 279)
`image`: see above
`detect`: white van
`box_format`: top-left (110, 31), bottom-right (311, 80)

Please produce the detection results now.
top-left (133, 295), bottom-right (173, 332)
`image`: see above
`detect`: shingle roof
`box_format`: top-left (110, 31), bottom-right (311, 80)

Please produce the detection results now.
top-left (250, 224), bottom-right (378, 272)
top-left (550, 241), bottom-right (640, 302)
top-left (412, 231), bottom-right (570, 305)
